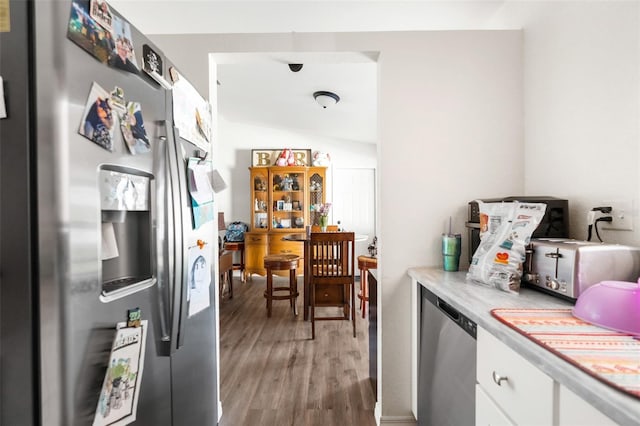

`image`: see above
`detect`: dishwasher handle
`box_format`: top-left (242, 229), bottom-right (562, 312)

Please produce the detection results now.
top-left (437, 296), bottom-right (477, 339)
top-left (437, 298), bottom-right (461, 322)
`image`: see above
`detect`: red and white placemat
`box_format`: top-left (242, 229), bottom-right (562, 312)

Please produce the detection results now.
top-left (491, 308), bottom-right (640, 399)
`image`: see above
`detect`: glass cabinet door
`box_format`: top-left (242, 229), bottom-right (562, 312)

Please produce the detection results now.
top-left (250, 168), bottom-right (269, 231)
top-left (308, 167), bottom-right (326, 227)
top-left (270, 167), bottom-right (306, 231)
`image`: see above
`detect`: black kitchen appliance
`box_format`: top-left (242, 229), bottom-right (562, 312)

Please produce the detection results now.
top-left (465, 196), bottom-right (570, 262)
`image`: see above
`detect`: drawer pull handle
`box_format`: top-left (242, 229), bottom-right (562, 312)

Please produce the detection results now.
top-left (492, 371), bottom-right (508, 386)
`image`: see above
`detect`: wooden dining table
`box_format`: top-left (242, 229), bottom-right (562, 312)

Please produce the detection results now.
top-left (282, 232), bottom-right (368, 321)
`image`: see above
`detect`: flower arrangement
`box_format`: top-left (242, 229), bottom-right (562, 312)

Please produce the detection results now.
top-left (313, 202), bottom-right (332, 228)
top-left (314, 202), bottom-right (332, 216)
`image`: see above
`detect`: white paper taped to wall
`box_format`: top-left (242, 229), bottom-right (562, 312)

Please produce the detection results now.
top-left (0, 76), bottom-right (7, 119)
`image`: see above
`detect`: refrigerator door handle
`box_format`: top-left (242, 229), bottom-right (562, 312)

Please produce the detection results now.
top-left (166, 124), bottom-right (190, 351)
top-left (155, 125), bottom-right (173, 355)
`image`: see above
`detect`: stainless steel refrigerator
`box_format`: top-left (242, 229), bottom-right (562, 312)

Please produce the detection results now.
top-left (0, 1), bottom-right (218, 424)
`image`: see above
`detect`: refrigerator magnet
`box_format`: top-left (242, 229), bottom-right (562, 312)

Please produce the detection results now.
top-left (120, 101), bottom-right (150, 155)
top-left (109, 86), bottom-right (126, 114)
top-left (169, 66), bottom-right (179, 83)
top-left (142, 44), bottom-right (171, 89)
top-left (79, 82), bottom-right (116, 152)
top-left (127, 307), bottom-right (142, 328)
top-left (67, 1), bottom-right (111, 64)
top-left (89, 0), bottom-right (113, 32)
top-left (107, 16), bottom-right (139, 74)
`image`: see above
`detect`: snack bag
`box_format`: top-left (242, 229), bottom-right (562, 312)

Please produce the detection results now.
top-left (478, 201), bottom-right (516, 239)
top-left (473, 201), bottom-right (516, 259)
top-left (467, 202), bottom-right (546, 293)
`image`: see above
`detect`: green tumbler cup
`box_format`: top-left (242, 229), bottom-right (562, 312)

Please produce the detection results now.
top-left (442, 234), bottom-right (462, 272)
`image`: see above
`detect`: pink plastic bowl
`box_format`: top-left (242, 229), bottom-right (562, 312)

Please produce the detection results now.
top-left (572, 279), bottom-right (640, 335)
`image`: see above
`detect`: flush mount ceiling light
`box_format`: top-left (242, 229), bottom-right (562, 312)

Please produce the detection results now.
top-left (313, 91), bottom-right (340, 108)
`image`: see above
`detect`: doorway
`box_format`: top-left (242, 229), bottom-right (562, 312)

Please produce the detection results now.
top-left (214, 52), bottom-right (379, 424)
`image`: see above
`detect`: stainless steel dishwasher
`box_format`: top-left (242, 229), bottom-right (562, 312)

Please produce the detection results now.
top-left (418, 285), bottom-right (477, 426)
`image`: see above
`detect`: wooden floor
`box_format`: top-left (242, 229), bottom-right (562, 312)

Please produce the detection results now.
top-left (218, 273), bottom-right (377, 426)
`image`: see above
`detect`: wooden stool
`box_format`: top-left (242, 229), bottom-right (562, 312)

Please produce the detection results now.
top-left (263, 254), bottom-right (300, 317)
top-left (357, 255), bottom-right (377, 318)
top-left (223, 241), bottom-right (246, 282)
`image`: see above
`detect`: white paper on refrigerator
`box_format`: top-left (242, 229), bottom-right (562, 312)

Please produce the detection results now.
top-left (92, 321), bottom-right (148, 426)
top-left (187, 243), bottom-right (212, 317)
top-left (187, 160), bottom-right (214, 206)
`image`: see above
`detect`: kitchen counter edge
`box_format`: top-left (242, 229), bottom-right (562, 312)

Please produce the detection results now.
top-left (408, 266), bottom-right (640, 426)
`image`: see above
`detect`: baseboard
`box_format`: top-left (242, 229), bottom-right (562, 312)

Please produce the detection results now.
top-left (218, 400), bottom-right (223, 422)
top-left (374, 401), bottom-right (417, 425)
top-left (379, 413), bottom-right (417, 425)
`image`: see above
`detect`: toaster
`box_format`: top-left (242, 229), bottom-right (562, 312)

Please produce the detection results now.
top-left (523, 238), bottom-right (640, 300)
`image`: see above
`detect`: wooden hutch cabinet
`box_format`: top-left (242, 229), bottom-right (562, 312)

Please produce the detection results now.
top-left (244, 166), bottom-right (326, 279)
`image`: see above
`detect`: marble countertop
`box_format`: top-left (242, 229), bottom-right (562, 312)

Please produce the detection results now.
top-left (408, 267), bottom-right (640, 426)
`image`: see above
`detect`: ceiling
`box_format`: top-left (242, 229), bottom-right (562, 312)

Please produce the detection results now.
top-left (214, 52), bottom-right (378, 143)
top-left (109, 1), bottom-right (514, 144)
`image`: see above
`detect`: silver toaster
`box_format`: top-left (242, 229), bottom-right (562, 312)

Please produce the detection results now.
top-left (523, 238), bottom-right (640, 300)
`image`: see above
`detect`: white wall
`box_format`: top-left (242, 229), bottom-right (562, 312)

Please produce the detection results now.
top-left (501, 2), bottom-right (639, 245)
top-left (154, 30), bottom-right (523, 423)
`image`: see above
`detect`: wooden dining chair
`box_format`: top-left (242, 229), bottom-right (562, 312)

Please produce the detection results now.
top-left (309, 231), bottom-right (356, 339)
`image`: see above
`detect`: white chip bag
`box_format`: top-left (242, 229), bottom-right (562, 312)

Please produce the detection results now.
top-left (467, 202), bottom-right (547, 293)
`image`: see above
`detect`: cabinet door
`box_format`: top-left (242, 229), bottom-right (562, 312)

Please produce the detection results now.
top-left (476, 384), bottom-right (514, 426)
top-left (250, 168), bottom-right (269, 231)
top-left (308, 167), bottom-right (326, 227)
top-left (244, 232), bottom-right (268, 278)
top-left (270, 167), bottom-right (306, 231)
top-left (558, 385), bottom-right (617, 426)
top-left (477, 328), bottom-right (554, 426)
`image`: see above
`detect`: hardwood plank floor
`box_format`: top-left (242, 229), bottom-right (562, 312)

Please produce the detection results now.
top-left (218, 273), bottom-right (377, 426)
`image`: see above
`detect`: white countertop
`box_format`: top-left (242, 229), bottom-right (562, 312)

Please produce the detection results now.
top-left (408, 267), bottom-right (640, 426)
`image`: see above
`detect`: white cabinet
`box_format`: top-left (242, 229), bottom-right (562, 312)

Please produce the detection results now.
top-left (476, 327), bottom-right (620, 426)
top-left (477, 328), bottom-right (554, 425)
top-left (476, 384), bottom-right (514, 426)
top-left (558, 385), bottom-right (617, 426)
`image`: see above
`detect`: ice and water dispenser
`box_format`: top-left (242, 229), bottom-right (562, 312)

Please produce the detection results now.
top-left (99, 166), bottom-right (155, 301)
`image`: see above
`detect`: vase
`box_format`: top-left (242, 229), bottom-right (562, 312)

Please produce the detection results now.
top-left (319, 215), bottom-right (328, 232)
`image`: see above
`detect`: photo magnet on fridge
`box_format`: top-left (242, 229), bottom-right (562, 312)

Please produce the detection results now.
top-left (89, 0), bottom-right (113, 31)
top-left (107, 15), bottom-right (139, 74)
top-left (67, 1), bottom-right (112, 63)
top-left (79, 82), bottom-right (117, 152)
top-left (120, 101), bottom-right (150, 155)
